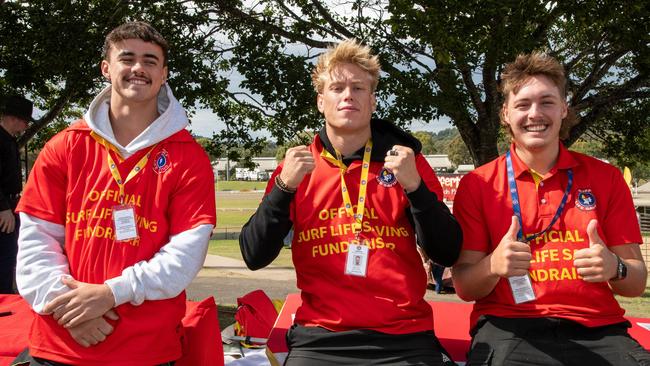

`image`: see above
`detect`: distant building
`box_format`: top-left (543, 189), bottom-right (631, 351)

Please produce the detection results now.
top-left (455, 164), bottom-right (475, 174)
top-left (423, 154), bottom-right (453, 172)
top-left (214, 155), bottom-right (454, 175)
top-left (638, 181), bottom-right (650, 193)
top-left (212, 157), bottom-right (278, 180)
top-left (211, 154), bottom-right (458, 180)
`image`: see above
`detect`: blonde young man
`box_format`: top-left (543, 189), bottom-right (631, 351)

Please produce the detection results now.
top-left (452, 52), bottom-right (649, 365)
top-left (239, 39), bottom-right (463, 365)
top-left (15, 22), bottom-right (216, 365)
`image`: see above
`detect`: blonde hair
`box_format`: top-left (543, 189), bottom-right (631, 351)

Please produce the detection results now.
top-left (312, 39), bottom-right (381, 94)
top-left (500, 52), bottom-right (575, 139)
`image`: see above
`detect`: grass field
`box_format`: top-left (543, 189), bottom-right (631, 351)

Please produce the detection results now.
top-left (216, 180), bottom-right (269, 192)
top-left (616, 290), bottom-right (650, 318)
top-left (208, 239), bottom-right (293, 267)
top-left (217, 199), bottom-right (261, 209)
top-left (214, 190), bottom-right (650, 317)
top-left (215, 210), bottom-right (256, 227)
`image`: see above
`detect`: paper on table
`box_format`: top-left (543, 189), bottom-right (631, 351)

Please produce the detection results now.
top-left (637, 322), bottom-right (650, 332)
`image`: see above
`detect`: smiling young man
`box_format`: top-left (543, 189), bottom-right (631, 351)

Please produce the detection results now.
top-left (14, 22), bottom-right (216, 365)
top-left (239, 39), bottom-right (462, 365)
top-left (452, 52), bottom-right (649, 365)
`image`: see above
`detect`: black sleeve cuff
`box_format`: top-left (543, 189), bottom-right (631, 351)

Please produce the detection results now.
top-left (266, 184), bottom-right (296, 210)
top-left (405, 181), bottom-right (438, 213)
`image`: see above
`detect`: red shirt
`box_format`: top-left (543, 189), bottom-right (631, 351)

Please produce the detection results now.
top-left (17, 120), bottom-right (216, 365)
top-left (453, 144), bottom-right (642, 329)
top-left (266, 135), bottom-right (444, 334)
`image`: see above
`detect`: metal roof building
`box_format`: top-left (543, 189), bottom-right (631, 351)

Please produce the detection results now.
top-left (423, 154), bottom-right (453, 171)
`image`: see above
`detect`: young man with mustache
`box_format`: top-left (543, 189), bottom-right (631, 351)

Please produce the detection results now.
top-left (14, 21), bottom-right (216, 365)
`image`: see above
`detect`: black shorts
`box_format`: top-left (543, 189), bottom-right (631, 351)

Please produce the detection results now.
top-left (284, 324), bottom-right (457, 366)
top-left (466, 316), bottom-right (650, 366)
top-left (11, 347), bottom-right (175, 366)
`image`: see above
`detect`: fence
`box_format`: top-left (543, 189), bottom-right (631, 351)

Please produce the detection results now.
top-left (211, 226), bottom-right (242, 240)
top-left (640, 214), bottom-right (650, 233)
top-left (643, 236), bottom-right (650, 270)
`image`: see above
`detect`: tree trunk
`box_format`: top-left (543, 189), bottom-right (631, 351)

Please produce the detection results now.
top-left (17, 89), bottom-right (74, 148)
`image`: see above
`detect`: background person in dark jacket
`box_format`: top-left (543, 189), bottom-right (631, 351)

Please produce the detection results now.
top-left (0, 95), bottom-right (32, 294)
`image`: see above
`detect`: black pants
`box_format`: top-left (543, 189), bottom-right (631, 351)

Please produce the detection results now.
top-left (431, 263), bottom-right (445, 293)
top-left (466, 316), bottom-right (650, 366)
top-left (0, 212), bottom-right (18, 294)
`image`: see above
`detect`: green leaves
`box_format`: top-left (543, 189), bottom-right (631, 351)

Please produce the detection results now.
top-left (2, 0), bottom-right (647, 176)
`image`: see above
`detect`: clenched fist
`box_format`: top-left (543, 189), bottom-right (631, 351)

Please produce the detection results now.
top-left (383, 145), bottom-right (421, 192)
top-left (279, 146), bottom-right (316, 189)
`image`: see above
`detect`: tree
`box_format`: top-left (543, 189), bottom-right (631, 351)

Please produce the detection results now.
top-left (446, 135), bottom-right (473, 168)
top-left (195, 137), bottom-right (219, 160)
top-left (591, 99), bottom-right (650, 174)
top-left (568, 136), bottom-right (606, 160)
top-left (192, 0), bottom-right (648, 166)
top-left (275, 131), bottom-right (314, 161)
top-left (412, 131), bottom-right (437, 154)
top-left (0, 0), bottom-right (232, 150)
top-left (4, 1), bottom-right (648, 169)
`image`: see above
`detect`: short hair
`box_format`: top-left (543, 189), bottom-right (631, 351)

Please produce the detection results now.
top-left (312, 39), bottom-right (381, 94)
top-left (500, 52), bottom-right (575, 140)
top-left (102, 21), bottom-right (169, 66)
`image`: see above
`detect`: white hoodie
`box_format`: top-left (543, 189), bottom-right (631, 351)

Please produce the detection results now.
top-left (16, 84), bottom-right (213, 313)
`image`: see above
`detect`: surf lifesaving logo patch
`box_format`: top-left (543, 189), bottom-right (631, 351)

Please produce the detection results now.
top-left (152, 149), bottom-right (171, 174)
top-left (377, 167), bottom-right (397, 187)
top-left (575, 189), bottom-right (596, 211)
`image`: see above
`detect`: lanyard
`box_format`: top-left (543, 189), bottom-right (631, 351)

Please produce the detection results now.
top-left (91, 132), bottom-right (156, 204)
top-left (506, 150), bottom-right (573, 243)
top-left (321, 139), bottom-right (373, 239)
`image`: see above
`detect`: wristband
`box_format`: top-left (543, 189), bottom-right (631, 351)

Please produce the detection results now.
top-left (610, 254), bottom-right (628, 281)
top-left (275, 175), bottom-right (297, 194)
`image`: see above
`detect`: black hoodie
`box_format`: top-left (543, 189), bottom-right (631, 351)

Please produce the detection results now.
top-left (239, 118), bottom-right (462, 270)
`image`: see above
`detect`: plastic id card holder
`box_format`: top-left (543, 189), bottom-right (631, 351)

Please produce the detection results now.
top-left (112, 204), bottom-right (139, 242)
top-left (345, 243), bottom-right (369, 277)
top-left (509, 274), bottom-right (536, 304)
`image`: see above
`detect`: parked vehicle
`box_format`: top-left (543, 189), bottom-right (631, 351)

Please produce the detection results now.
top-left (235, 168), bottom-right (270, 181)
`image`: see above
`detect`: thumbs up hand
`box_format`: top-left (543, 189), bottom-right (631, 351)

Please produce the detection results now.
top-left (489, 216), bottom-right (532, 277)
top-left (573, 219), bottom-right (618, 282)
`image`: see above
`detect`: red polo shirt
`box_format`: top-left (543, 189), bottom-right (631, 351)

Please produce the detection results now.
top-left (453, 143), bottom-right (642, 329)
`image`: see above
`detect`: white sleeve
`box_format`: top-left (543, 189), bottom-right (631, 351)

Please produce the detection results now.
top-left (16, 213), bottom-right (71, 314)
top-left (104, 224), bottom-right (213, 306)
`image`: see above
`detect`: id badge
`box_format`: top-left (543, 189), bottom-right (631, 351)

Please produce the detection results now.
top-left (508, 274), bottom-right (536, 304)
top-left (345, 243), bottom-right (369, 277)
top-left (112, 204), bottom-right (139, 242)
